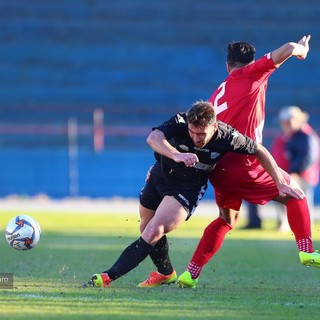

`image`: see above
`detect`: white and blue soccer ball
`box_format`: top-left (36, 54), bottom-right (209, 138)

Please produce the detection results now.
top-left (5, 215), bottom-right (41, 250)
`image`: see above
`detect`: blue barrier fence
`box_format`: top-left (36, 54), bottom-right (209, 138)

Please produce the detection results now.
top-left (0, 148), bottom-right (319, 203)
top-left (0, 149), bottom-right (154, 198)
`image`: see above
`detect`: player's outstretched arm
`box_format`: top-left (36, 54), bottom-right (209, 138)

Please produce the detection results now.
top-left (254, 144), bottom-right (304, 199)
top-left (271, 35), bottom-right (311, 66)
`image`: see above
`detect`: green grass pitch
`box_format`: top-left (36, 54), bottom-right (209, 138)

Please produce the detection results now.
top-left (0, 209), bottom-right (319, 320)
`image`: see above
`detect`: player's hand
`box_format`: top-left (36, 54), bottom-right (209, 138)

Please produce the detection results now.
top-left (296, 35), bottom-right (311, 60)
top-left (173, 153), bottom-right (199, 167)
top-left (277, 184), bottom-right (305, 199)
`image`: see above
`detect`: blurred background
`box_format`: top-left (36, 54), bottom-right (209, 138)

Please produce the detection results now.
top-left (0, 0), bottom-right (319, 202)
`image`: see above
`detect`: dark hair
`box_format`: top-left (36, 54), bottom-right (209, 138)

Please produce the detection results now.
top-left (227, 41), bottom-right (256, 68)
top-left (186, 101), bottom-right (216, 127)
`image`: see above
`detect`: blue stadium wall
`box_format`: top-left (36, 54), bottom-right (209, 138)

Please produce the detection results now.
top-left (0, 1), bottom-right (319, 202)
top-left (0, 149), bottom-right (155, 198)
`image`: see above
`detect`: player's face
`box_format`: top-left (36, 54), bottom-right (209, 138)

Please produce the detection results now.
top-left (188, 123), bottom-right (217, 148)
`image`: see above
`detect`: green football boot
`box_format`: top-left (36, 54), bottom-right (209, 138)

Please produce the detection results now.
top-left (299, 250), bottom-right (320, 268)
top-left (177, 271), bottom-right (198, 289)
top-left (88, 273), bottom-right (111, 287)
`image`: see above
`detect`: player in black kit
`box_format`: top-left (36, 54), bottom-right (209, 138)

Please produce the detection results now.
top-left (88, 101), bottom-right (303, 288)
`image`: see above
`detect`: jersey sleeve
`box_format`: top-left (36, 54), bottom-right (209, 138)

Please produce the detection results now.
top-left (245, 54), bottom-right (277, 81)
top-left (152, 112), bottom-right (188, 140)
top-left (228, 128), bottom-right (258, 155)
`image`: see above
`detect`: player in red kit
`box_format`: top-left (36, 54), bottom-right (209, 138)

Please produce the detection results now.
top-left (178, 35), bottom-right (320, 288)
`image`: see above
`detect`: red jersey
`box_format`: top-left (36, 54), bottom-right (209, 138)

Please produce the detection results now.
top-left (209, 54), bottom-right (277, 144)
top-left (207, 54), bottom-right (301, 210)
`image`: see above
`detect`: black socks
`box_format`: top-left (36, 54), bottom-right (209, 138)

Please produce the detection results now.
top-left (149, 235), bottom-right (174, 275)
top-left (104, 237), bottom-right (153, 280)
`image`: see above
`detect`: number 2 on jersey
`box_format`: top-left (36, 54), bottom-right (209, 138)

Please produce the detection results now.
top-left (212, 81), bottom-right (227, 115)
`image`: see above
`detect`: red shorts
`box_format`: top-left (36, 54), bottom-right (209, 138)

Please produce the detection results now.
top-left (209, 153), bottom-right (293, 211)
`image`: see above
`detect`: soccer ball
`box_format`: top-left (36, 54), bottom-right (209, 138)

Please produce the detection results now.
top-left (5, 215), bottom-right (41, 250)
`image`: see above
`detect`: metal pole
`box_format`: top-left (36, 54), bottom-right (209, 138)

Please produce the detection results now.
top-left (93, 108), bottom-right (104, 152)
top-left (68, 117), bottom-right (79, 197)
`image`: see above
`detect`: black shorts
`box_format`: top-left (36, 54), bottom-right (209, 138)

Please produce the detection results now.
top-left (139, 162), bottom-right (208, 219)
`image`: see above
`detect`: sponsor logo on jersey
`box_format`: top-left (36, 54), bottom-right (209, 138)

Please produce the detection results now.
top-left (194, 147), bottom-right (209, 152)
top-left (176, 114), bottom-right (186, 123)
top-left (210, 152), bottom-right (220, 159)
top-left (193, 162), bottom-right (215, 171)
top-left (179, 144), bottom-right (189, 151)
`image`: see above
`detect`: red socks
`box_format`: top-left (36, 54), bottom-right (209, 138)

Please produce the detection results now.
top-left (187, 216), bottom-right (231, 278)
top-left (286, 198), bottom-right (314, 252)
top-left (186, 198), bottom-right (314, 279)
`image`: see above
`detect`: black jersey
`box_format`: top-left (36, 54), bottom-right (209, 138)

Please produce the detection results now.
top-left (153, 112), bottom-right (258, 187)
